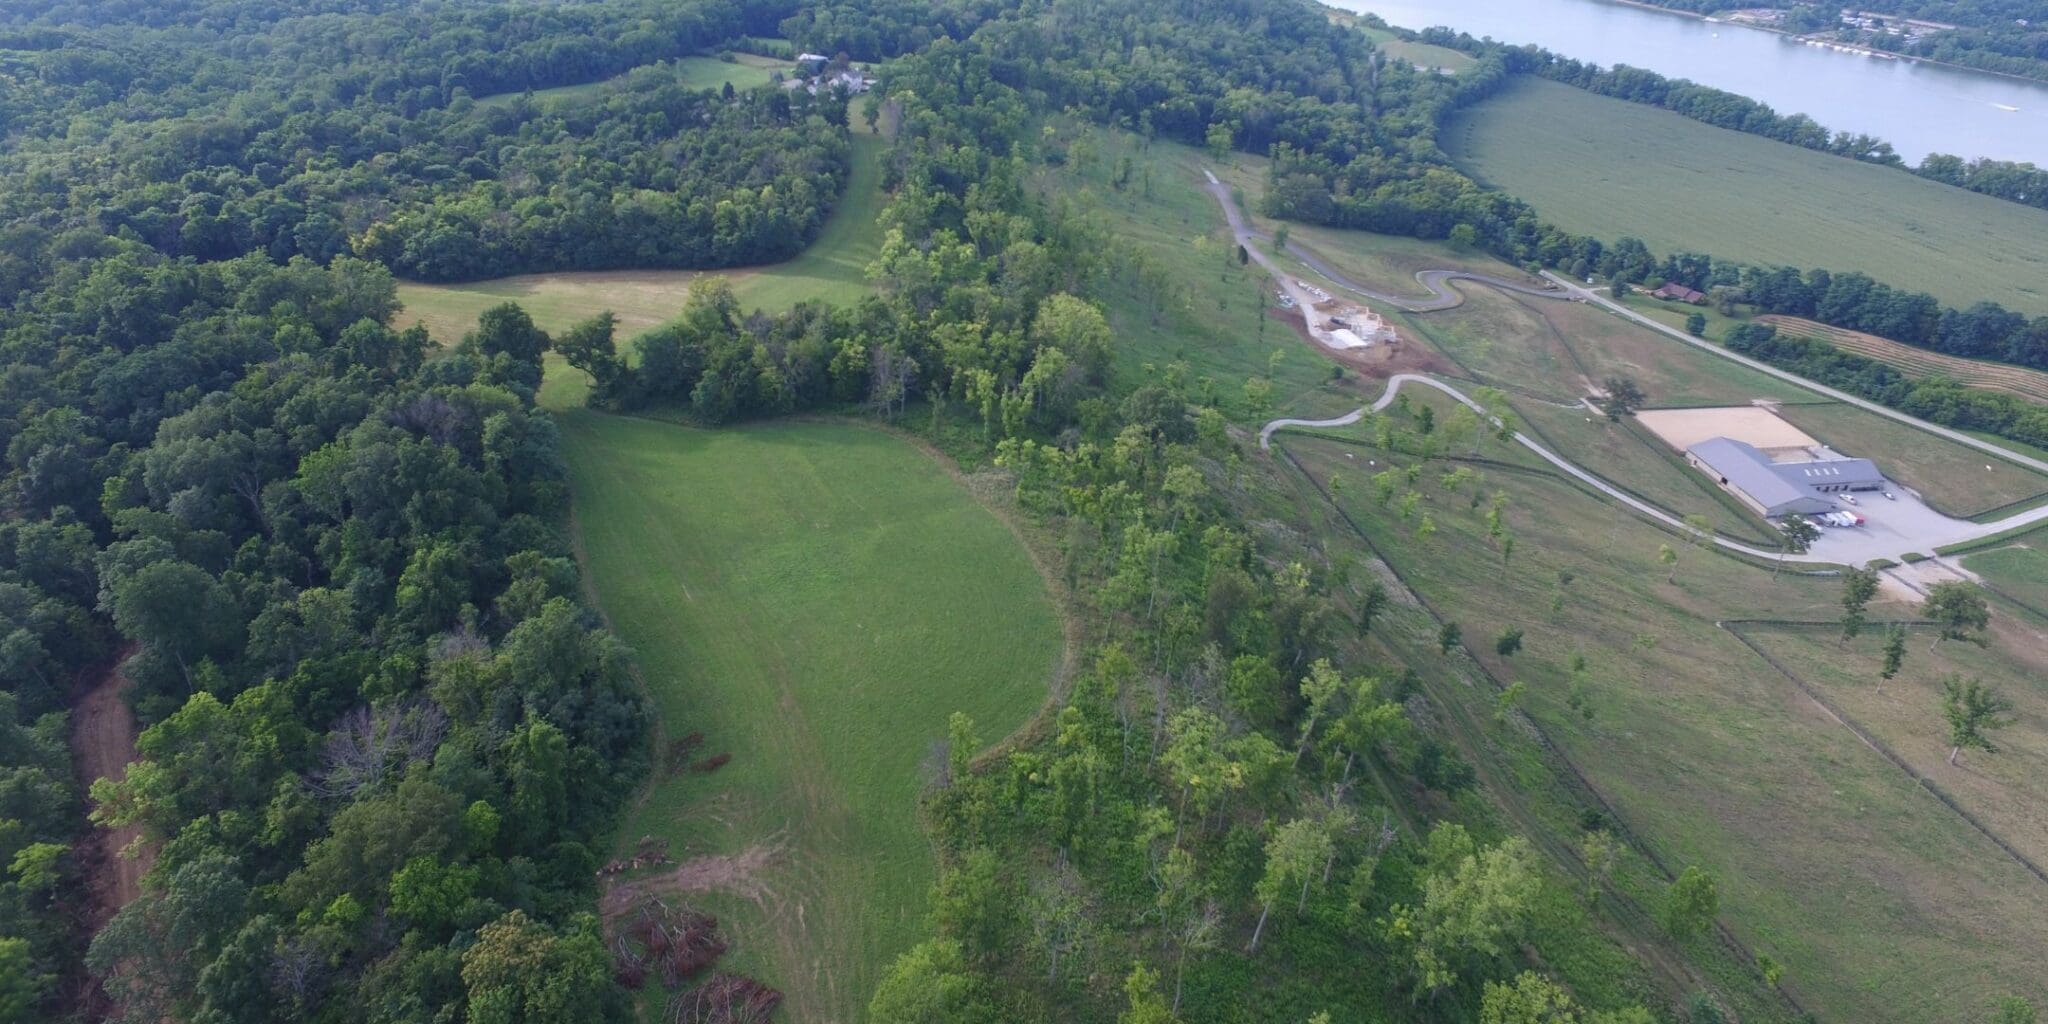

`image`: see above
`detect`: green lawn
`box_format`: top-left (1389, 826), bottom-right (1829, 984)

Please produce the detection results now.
top-left (473, 54), bottom-right (788, 110)
top-left (561, 414), bottom-right (1061, 1022)
top-left (1284, 431), bottom-right (2048, 1023)
top-left (1962, 542), bottom-right (2048, 613)
top-left (397, 130), bottom-right (887, 344)
top-left (1444, 76), bottom-right (2048, 315)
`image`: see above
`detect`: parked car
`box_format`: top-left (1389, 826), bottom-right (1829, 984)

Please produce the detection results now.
top-left (1842, 494), bottom-right (1858, 505)
top-left (1883, 490), bottom-right (1896, 500)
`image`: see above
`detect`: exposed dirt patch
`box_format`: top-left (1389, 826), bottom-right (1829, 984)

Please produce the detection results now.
top-left (70, 648), bottom-right (152, 931)
top-left (1278, 309), bottom-right (1456, 383)
top-left (601, 843), bottom-right (785, 920)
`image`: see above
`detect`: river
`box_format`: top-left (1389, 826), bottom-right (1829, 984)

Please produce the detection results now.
top-left (1335, 0), bottom-right (2048, 166)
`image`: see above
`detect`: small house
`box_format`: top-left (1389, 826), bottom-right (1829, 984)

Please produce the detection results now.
top-left (1652, 282), bottom-right (1706, 304)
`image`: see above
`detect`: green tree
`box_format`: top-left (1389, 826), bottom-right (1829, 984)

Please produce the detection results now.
top-left (1118, 962), bottom-right (1179, 1024)
top-left (1664, 865), bottom-right (1720, 940)
top-left (1579, 830), bottom-right (1620, 909)
top-left (460, 911), bottom-right (616, 1024)
top-left (1939, 674), bottom-right (2015, 765)
top-left (467, 302), bottom-right (551, 366)
top-left (1397, 835), bottom-right (1540, 994)
top-left (1880, 623), bottom-right (1908, 682)
top-left (1658, 543), bottom-right (1678, 584)
top-left (869, 939), bottom-right (1000, 1024)
top-left (1685, 312), bottom-right (1708, 336)
top-left (1995, 996), bottom-right (2039, 1024)
top-left (1597, 377), bottom-right (1645, 421)
top-left (1840, 565), bottom-right (1880, 642)
top-left (1776, 514), bottom-right (1819, 575)
top-left (1921, 580), bottom-right (1990, 650)
top-left (1494, 627), bottom-right (1524, 657)
top-left (1448, 223), bottom-right (1479, 251)
top-left (1271, 223), bottom-right (1291, 255)
top-left (1249, 816), bottom-right (1334, 951)
top-left (1357, 579), bottom-right (1390, 639)
top-left (0, 937), bottom-right (51, 1022)
top-left (1438, 621), bottom-right (1462, 656)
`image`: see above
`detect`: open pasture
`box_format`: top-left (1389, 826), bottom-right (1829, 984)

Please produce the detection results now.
top-left (1444, 76), bottom-right (2048, 315)
top-left (396, 130), bottom-right (887, 344)
top-left (561, 414), bottom-right (1062, 1022)
top-left (1740, 618), bottom-right (2048, 871)
top-left (1284, 431), bottom-right (2048, 1022)
top-left (473, 54), bottom-right (789, 110)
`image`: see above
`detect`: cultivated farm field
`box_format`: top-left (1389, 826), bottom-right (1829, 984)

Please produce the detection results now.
top-left (1444, 76), bottom-right (2048, 315)
top-left (396, 129), bottom-right (887, 344)
top-left (1757, 315), bottom-right (2048, 404)
top-left (1282, 429), bottom-right (2048, 1023)
top-left (560, 414), bottom-right (1063, 1022)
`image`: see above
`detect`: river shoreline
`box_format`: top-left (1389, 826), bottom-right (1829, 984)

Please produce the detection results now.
top-left (1333, 0), bottom-right (2048, 165)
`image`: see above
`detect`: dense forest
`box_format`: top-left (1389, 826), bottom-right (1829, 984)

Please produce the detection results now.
top-left (0, 0), bottom-right (2038, 1020)
top-left (0, 0), bottom-right (852, 292)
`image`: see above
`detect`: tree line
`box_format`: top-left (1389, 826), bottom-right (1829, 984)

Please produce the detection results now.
top-left (1725, 322), bottom-right (2048, 451)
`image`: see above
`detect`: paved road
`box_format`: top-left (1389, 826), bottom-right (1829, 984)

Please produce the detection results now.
top-left (1264, 372), bottom-right (2048, 564)
top-left (1202, 171), bottom-right (1568, 312)
top-left (1262, 373), bottom-right (1815, 562)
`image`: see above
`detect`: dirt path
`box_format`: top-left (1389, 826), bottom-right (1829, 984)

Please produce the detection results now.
top-left (71, 649), bottom-right (152, 931)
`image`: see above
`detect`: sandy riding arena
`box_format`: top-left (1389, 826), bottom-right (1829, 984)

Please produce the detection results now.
top-left (1636, 405), bottom-right (1820, 456)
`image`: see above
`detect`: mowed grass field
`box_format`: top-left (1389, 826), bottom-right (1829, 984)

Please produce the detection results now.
top-left (473, 54), bottom-right (788, 110)
top-left (396, 128), bottom-right (887, 344)
top-left (561, 414), bottom-right (1062, 1022)
top-left (1283, 430), bottom-right (2048, 1022)
top-left (1444, 76), bottom-right (2048, 314)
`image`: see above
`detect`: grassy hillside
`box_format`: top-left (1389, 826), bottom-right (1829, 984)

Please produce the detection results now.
top-left (396, 128), bottom-right (886, 343)
top-left (1444, 76), bottom-right (2048, 314)
top-left (560, 415), bottom-right (1062, 1022)
top-left (1282, 425), bottom-right (2048, 1023)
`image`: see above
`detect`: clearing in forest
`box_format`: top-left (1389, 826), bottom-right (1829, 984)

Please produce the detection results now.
top-left (396, 129), bottom-right (888, 344)
top-left (560, 415), bottom-right (1062, 1023)
top-left (1444, 76), bottom-right (2048, 314)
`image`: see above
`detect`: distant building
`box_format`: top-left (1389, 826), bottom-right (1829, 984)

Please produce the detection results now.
top-left (795, 52), bottom-right (830, 72)
top-left (1686, 437), bottom-right (1885, 518)
top-left (1652, 282), bottom-right (1706, 304)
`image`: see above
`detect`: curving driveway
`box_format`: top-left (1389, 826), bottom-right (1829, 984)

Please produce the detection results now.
top-left (1202, 171), bottom-right (1568, 312)
top-left (1263, 373), bottom-right (2048, 565)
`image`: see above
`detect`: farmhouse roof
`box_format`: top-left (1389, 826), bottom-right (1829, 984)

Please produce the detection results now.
top-left (1653, 282), bottom-right (1705, 302)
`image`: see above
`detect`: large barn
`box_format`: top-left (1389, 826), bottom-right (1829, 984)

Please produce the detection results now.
top-left (1685, 437), bottom-right (1885, 518)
